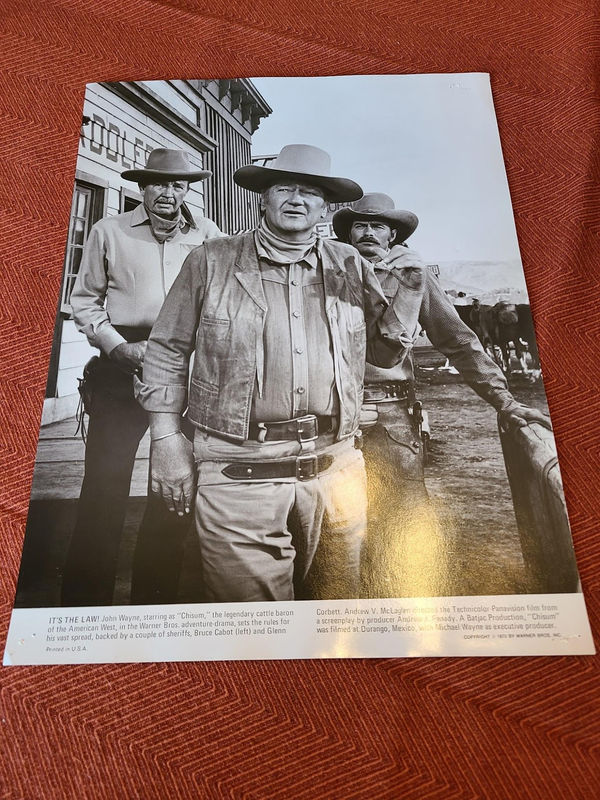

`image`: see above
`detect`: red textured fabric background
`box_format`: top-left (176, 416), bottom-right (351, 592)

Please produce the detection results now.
top-left (1, 1), bottom-right (599, 797)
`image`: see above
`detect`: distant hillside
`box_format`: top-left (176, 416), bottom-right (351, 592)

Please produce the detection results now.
top-left (436, 260), bottom-right (529, 296)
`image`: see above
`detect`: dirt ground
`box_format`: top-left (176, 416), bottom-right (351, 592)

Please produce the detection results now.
top-left (407, 348), bottom-right (550, 598)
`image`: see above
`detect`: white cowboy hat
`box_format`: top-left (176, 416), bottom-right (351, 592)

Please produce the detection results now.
top-left (233, 144), bottom-right (363, 203)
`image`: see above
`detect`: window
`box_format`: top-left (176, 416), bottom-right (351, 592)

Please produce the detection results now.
top-left (61, 180), bottom-right (105, 311)
top-left (120, 187), bottom-right (141, 213)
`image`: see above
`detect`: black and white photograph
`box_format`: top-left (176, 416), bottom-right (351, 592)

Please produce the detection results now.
top-left (4, 74), bottom-right (593, 664)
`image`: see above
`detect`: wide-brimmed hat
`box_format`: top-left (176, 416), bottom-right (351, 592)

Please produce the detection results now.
top-left (121, 148), bottom-right (211, 183)
top-left (233, 144), bottom-right (363, 203)
top-left (333, 193), bottom-right (418, 244)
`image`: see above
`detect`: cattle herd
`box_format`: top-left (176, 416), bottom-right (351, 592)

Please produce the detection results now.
top-left (454, 300), bottom-right (541, 379)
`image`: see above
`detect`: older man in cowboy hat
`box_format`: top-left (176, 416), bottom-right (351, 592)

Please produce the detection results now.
top-left (136, 145), bottom-right (425, 602)
top-left (333, 193), bottom-right (550, 597)
top-left (61, 148), bottom-right (223, 607)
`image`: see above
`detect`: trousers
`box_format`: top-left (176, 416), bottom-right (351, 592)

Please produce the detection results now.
top-left (192, 432), bottom-right (367, 602)
top-left (60, 358), bottom-right (190, 607)
top-left (361, 400), bottom-right (445, 599)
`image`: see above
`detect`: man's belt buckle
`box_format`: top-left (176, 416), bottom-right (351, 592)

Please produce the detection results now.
top-left (296, 453), bottom-right (318, 481)
top-left (296, 414), bottom-right (319, 443)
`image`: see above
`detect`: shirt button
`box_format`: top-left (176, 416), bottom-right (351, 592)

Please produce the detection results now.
top-left (297, 387), bottom-right (305, 394)
top-left (295, 347), bottom-right (304, 354)
top-left (292, 311), bottom-right (300, 318)
top-left (291, 279), bottom-right (299, 286)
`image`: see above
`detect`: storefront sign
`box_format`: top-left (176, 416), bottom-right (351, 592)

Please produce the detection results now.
top-left (80, 113), bottom-right (155, 170)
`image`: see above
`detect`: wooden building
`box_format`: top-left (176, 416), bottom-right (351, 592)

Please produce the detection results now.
top-left (44, 79), bottom-right (271, 424)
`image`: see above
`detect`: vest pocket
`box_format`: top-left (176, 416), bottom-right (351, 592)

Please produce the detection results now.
top-left (200, 315), bottom-right (230, 337)
top-left (189, 377), bottom-right (218, 427)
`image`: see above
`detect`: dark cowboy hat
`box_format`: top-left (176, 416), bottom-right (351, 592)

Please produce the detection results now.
top-left (121, 148), bottom-right (211, 183)
top-left (233, 144), bottom-right (363, 203)
top-left (332, 193), bottom-right (418, 244)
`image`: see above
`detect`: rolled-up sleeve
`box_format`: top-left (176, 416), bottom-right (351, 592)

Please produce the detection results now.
top-left (135, 247), bottom-right (206, 413)
top-left (70, 225), bottom-right (127, 355)
top-left (420, 272), bottom-right (513, 410)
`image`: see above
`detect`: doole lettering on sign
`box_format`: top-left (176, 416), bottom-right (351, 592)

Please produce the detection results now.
top-left (80, 113), bottom-right (153, 170)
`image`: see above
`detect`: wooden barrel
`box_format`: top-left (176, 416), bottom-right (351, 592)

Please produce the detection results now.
top-left (499, 420), bottom-right (580, 593)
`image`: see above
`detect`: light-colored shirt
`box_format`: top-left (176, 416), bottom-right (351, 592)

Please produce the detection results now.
top-left (70, 202), bottom-right (223, 354)
top-left (251, 245), bottom-right (337, 422)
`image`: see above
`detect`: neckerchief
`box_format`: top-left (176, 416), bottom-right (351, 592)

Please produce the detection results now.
top-left (255, 217), bottom-right (318, 265)
top-left (145, 205), bottom-right (184, 243)
top-left (368, 249), bottom-right (391, 269)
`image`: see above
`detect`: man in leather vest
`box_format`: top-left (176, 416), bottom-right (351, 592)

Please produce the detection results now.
top-left (136, 145), bottom-right (427, 602)
top-left (332, 193), bottom-right (550, 597)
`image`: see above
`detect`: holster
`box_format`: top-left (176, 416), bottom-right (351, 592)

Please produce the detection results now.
top-left (75, 355), bottom-right (101, 441)
top-left (362, 402), bottom-right (425, 484)
top-left (77, 356), bottom-right (101, 415)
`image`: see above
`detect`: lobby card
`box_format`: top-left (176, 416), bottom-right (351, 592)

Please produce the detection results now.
top-left (4, 74), bottom-right (594, 665)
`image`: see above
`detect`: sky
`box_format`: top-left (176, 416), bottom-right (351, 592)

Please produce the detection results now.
top-left (250, 74), bottom-right (524, 272)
